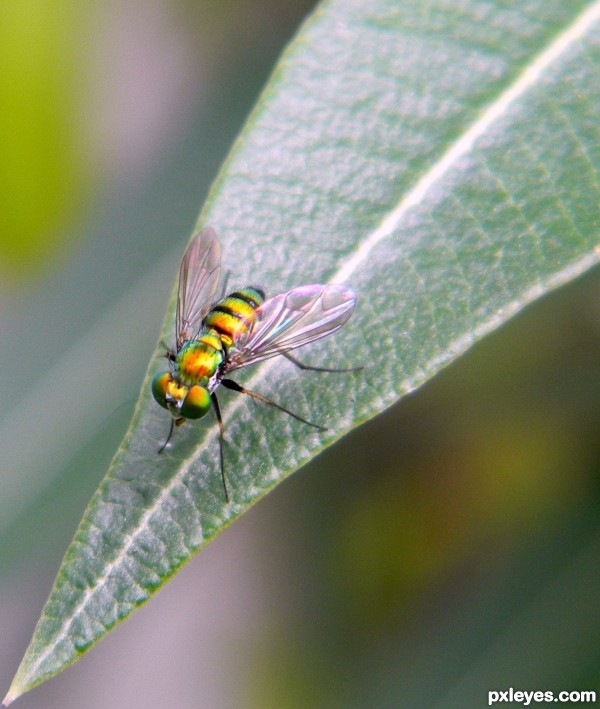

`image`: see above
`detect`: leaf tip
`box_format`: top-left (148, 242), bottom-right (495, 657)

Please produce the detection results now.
top-left (2, 674), bottom-right (28, 706)
top-left (2, 689), bottom-right (17, 706)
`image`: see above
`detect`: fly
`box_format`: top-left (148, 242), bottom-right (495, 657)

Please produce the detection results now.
top-left (152, 227), bottom-right (358, 502)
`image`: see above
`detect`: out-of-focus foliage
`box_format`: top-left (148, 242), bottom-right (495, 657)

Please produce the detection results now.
top-left (247, 272), bottom-right (600, 708)
top-left (0, 0), bottom-right (89, 276)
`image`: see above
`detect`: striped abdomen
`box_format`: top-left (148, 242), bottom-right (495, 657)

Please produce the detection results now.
top-left (204, 286), bottom-right (265, 350)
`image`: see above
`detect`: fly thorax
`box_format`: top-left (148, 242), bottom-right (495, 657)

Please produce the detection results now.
top-left (176, 336), bottom-right (223, 387)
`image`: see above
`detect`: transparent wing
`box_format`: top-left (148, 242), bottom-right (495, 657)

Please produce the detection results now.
top-left (225, 284), bottom-right (356, 371)
top-left (176, 227), bottom-right (221, 347)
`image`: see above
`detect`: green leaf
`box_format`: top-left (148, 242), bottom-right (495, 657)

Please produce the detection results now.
top-left (6, 0), bottom-right (600, 701)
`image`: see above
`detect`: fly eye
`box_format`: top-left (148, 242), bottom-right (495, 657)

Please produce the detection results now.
top-left (152, 372), bottom-right (171, 408)
top-left (181, 385), bottom-right (211, 419)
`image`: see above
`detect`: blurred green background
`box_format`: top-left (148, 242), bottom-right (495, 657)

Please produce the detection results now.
top-left (1, 2), bottom-right (599, 708)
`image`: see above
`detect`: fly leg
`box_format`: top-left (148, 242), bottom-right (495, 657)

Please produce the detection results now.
top-left (211, 393), bottom-right (230, 503)
top-left (221, 379), bottom-right (327, 431)
top-left (158, 417), bottom-right (175, 453)
top-left (282, 351), bottom-right (363, 373)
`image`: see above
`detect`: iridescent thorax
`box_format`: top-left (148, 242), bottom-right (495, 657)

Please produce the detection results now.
top-left (176, 332), bottom-right (224, 388)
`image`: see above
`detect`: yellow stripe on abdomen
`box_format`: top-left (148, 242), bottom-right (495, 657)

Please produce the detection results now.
top-left (205, 287), bottom-right (265, 349)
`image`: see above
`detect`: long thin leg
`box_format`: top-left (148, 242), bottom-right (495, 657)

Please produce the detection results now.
top-left (282, 351), bottom-right (363, 373)
top-left (211, 393), bottom-right (230, 503)
top-left (158, 417), bottom-right (175, 454)
top-left (222, 379), bottom-right (327, 431)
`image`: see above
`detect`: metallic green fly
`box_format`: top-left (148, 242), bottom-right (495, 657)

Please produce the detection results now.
top-left (153, 227), bottom-right (357, 501)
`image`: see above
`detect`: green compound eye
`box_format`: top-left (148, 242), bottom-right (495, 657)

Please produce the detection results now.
top-left (152, 372), bottom-right (171, 408)
top-left (180, 385), bottom-right (211, 419)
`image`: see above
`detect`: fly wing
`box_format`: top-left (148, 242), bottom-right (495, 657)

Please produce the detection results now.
top-left (225, 284), bottom-right (356, 370)
top-left (176, 227), bottom-right (221, 347)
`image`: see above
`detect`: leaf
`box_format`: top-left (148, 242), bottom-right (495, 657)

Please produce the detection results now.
top-left (6, 0), bottom-right (600, 701)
